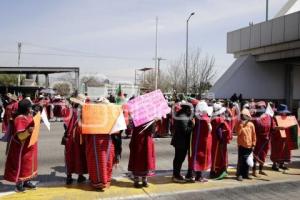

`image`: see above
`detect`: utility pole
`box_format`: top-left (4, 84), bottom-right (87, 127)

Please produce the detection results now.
top-left (17, 42), bottom-right (22, 86)
top-left (266, 0), bottom-right (269, 21)
top-left (157, 57), bottom-right (166, 88)
top-left (154, 16), bottom-right (158, 90)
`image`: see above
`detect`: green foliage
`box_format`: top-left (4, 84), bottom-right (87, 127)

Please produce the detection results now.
top-left (0, 74), bottom-right (21, 86)
top-left (53, 82), bottom-right (71, 96)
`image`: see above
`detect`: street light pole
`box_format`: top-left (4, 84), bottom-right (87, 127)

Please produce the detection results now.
top-left (185, 12), bottom-right (195, 95)
top-left (266, 0), bottom-right (269, 21)
top-left (154, 16), bottom-right (159, 90)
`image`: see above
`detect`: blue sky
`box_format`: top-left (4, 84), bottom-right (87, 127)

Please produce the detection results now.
top-left (0, 0), bottom-right (287, 82)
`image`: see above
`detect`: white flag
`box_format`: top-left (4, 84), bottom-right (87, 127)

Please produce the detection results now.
top-left (265, 103), bottom-right (274, 117)
top-left (41, 108), bottom-right (51, 131)
top-left (110, 112), bottom-right (127, 134)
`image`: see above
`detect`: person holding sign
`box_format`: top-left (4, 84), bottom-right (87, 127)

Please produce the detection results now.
top-left (271, 104), bottom-right (292, 171)
top-left (62, 97), bottom-right (88, 185)
top-left (4, 99), bottom-right (38, 192)
top-left (83, 99), bottom-right (122, 190)
top-left (128, 120), bottom-right (157, 188)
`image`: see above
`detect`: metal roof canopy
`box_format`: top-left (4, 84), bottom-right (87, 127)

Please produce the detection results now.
top-left (0, 66), bottom-right (80, 90)
top-left (0, 66), bottom-right (79, 74)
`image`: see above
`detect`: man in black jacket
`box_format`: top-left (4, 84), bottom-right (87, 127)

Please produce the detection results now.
top-left (171, 103), bottom-right (194, 183)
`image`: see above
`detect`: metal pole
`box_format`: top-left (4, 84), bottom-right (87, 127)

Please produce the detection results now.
top-left (134, 69), bottom-right (137, 86)
top-left (185, 12), bottom-right (195, 95)
top-left (17, 42), bottom-right (21, 86)
top-left (155, 17), bottom-right (158, 90)
top-left (266, 0), bottom-right (269, 21)
top-left (185, 20), bottom-right (188, 94)
top-left (157, 57), bottom-right (166, 89)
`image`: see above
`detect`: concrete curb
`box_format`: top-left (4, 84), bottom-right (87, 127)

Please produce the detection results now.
top-left (108, 179), bottom-right (300, 200)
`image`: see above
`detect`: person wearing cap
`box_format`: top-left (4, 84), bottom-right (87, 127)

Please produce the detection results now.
top-left (1, 93), bottom-right (19, 142)
top-left (271, 104), bottom-right (292, 171)
top-left (187, 101), bottom-right (212, 182)
top-left (252, 101), bottom-right (275, 176)
top-left (62, 97), bottom-right (88, 185)
top-left (4, 99), bottom-right (37, 192)
top-left (210, 103), bottom-right (232, 180)
top-left (171, 103), bottom-right (194, 183)
top-left (236, 108), bottom-right (256, 181)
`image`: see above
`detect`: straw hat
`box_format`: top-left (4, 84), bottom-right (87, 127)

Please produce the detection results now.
top-left (70, 96), bottom-right (84, 105)
top-left (54, 95), bottom-right (62, 99)
top-left (7, 93), bottom-right (18, 101)
top-left (96, 97), bottom-right (110, 104)
top-left (212, 102), bottom-right (226, 116)
top-left (241, 108), bottom-right (251, 118)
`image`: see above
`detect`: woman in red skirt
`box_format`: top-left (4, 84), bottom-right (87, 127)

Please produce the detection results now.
top-left (128, 122), bottom-right (156, 188)
top-left (210, 103), bottom-right (232, 180)
top-left (84, 99), bottom-right (122, 190)
top-left (188, 101), bottom-right (212, 182)
top-left (4, 99), bottom-right (37, 192)
top-left (271, 104), bottom-right (292, 171)
top-left (62, 100), bottom-right (88, 185)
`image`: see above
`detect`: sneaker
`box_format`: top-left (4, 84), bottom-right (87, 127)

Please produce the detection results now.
top-left (185, 176), bottom-right (195, 183)
top-left (198, 177), bottom-right (208, 183)
top-left (237, 176), bottom-right (243, 181)
top-left (172, 176), bottom-right (186, 183)
top-left (77, 175), bottom-right (86, 183)
top-left (15, 183), bottom-right (25, 192)
top-left (243, 176), bottom-right (252, 180)
top-left (134, 181), bottom-right (142, 188)
top-left (23, 181), bottom-right (36, 189)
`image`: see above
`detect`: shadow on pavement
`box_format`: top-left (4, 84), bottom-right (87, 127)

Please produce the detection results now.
top-left (51, 165), bottom-right (66, 173)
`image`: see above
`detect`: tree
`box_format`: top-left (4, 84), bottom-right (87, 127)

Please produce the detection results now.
top-left (165, 48), bottom-right (216, 96)
top-left (0, 74), bottom-right (25, 86)
top-left (81, 75), bottom-right (104, 87)
top-left (53, 82), bottom-right (71, 96)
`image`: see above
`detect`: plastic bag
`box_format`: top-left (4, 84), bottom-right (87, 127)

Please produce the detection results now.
top-left (247, 152), bottom-right (254, 167)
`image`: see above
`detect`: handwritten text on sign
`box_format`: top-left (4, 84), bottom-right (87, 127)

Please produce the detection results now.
top-left (127, 90), bottom-right (171, 127)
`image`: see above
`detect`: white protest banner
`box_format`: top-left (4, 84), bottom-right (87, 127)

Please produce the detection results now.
top-left (110, 112), bottom-right (127, 134)
top-left (265, 103), bottom-right (274, 117)
top-left (41, 108), bottom-right (50, 131)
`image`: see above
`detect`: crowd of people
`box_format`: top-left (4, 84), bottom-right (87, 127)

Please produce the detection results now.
top-left (0, 91), bottom-right (299, 193)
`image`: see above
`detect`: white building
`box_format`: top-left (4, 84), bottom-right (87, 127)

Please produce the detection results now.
top-left (210, 0), bottom-right (300, 111)
top-left (87, 83), bottom-right (139, 99)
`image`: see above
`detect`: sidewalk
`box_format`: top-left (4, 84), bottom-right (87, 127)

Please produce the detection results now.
top-left (1, 162), bottom-right (300, 200)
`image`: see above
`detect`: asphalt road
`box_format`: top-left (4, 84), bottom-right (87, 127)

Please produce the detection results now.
top-left (0, 122), bottom-right (299, 184)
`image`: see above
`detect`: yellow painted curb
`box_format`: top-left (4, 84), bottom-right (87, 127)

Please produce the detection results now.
top-left (2, 166), bottom-right (300, 200)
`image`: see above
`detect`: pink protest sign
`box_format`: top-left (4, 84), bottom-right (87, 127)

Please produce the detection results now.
top-left (127, 90), bottom-right (171, 127)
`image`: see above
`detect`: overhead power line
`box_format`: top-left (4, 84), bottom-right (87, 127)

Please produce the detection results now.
top-left (0, 50), bottom-right (149, 61)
